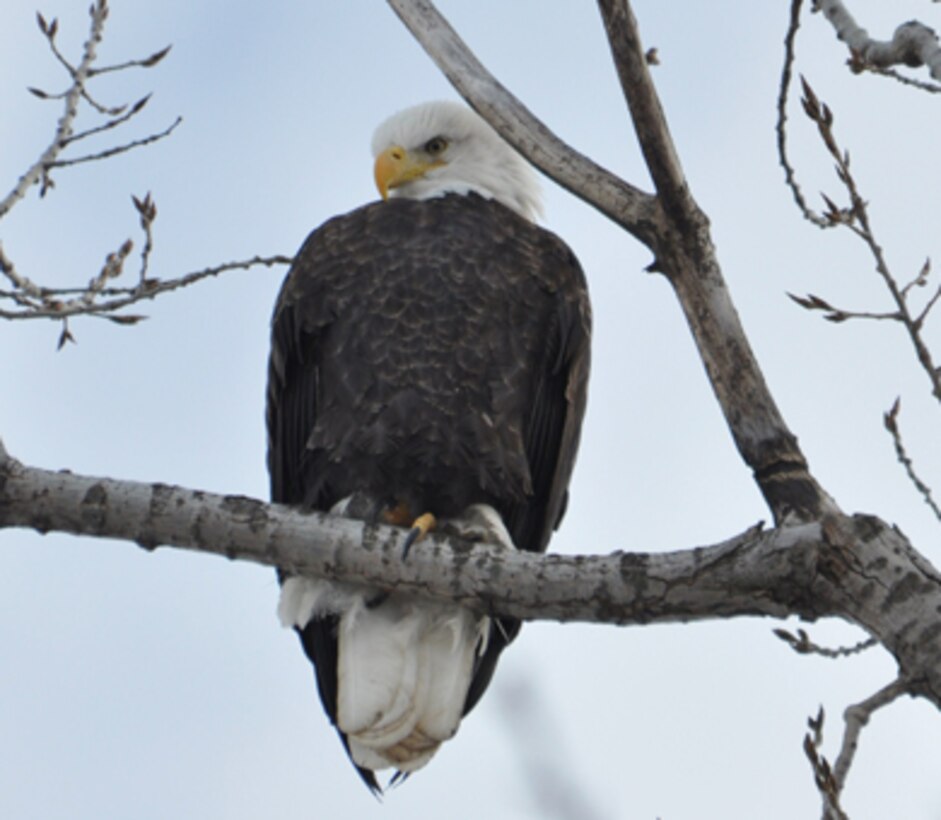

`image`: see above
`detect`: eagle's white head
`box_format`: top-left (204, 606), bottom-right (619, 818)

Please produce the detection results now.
top-left (371, 100), bottom-right (543, 222)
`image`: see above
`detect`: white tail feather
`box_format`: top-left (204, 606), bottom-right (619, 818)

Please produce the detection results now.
top-left (277, 502), bottom-right (517, 774)
top-left (339, 596), bottom-right (485, 771)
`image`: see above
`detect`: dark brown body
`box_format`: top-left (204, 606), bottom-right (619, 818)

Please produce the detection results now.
top-left (266, 192), bottom-right (590, 788)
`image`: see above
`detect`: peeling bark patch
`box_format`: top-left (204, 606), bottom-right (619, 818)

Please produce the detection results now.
top-left (80, 482), bottom-right (108, 532)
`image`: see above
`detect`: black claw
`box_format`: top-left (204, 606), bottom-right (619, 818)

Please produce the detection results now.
top-left (402, 526), bottom-right (422, 559)
top-left (389, 769), bottom-right (410, 788)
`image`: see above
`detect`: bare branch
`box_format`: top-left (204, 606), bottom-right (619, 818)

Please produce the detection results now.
top-left (596, 0), bottom-right (689, 220)
top-left (88, 44), bottom-right (173, 77)
top-left (385, 0), bottom-right (659, 245)
top-left (0, 253), bottom-right (292, 322)
top-left (62, 94), bottom-right (152, 148)
top-left (813, 0), bottom-right (941, 82)
top-left (595, 0), bottom-right (834, 524)
top-left (802, 679), bottom-right (911, 817)
top-left (0, 243), bottom-right (44, 305)
top-left (831, 678), bottom-right (910, 795)
top-left (901, 257), bottom-right (931, 299)
top-left (804, 707), bottom-right (850, 820)
top-left (132, 193), bottom-right (157, 283)
top-left (774, 627), bottom-right (876, 658)
top-left (48, 116), bottom-right (182, 169)
top-left (0, 2), bottom-right (176, 220)
top-left (883, 398), bottom-right (941, 522)
top-left (3, 442), bottom-right (941, 709)
top-left (0, 4), bottom-right (108, 219)
top-left (798, 79), bottom-right (941, 402)
top-left (863, 64), bottom-right (941, 94)
top-left (778, 0), bottom-right (834, 228)
top-left (788, 291), bottom-right (902, 323)
top-left (386, 0), bottom-right (829, 524)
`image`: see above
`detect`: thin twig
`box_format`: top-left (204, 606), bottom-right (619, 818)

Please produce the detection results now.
top-left (798, 78), bottom-right (941, 401)
top-left (900, 257), bottom-right (931, 300)
top-left (0, 243), bottom-right (44, 303)
top-left (865, 64), bottom-right (941, 94)
top-left (831, 678), bottom-right (910, 792)
top-left (61, 95), bottom-right (152, 147)
top-left (803, 707), bottom-right (850, 820)
top-left (1, 3), bottom-right (175, 220)
top-left (774, 626), bottom-right (877, 658)
top-left (914, 283), bottom-right (941, 329)
top-left (0, 4), bottom-right (108, 219)
top-left (884, 398), bottom-right (941, 522)
top-left (777, 0), bottom-right (832, 228)
top-left (132, 193), bottom-right (157, 284)
top-left (49, 117), bottom-right (182, 169)
top-left (40, 10), bottom-right (130, 118)
top-left (0, 254), bottom-right (292, 321)
top-left (87, 45), bottom-right (172, 77)
top-left (787, 292), bottom-right (902, 323)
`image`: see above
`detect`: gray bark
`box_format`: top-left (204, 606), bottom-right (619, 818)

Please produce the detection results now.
top-left (3, 442), bottom-right (940, 706)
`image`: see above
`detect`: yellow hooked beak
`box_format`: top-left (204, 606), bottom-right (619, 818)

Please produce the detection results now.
top-left (374, 145), bottom-right (444, 200)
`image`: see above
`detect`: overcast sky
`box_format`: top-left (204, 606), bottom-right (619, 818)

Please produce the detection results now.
top-left (2, 2), bottom-right (940, 819)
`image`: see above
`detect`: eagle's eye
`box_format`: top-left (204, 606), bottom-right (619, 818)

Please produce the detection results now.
top-left (423, 136), bottom-right (448, 156)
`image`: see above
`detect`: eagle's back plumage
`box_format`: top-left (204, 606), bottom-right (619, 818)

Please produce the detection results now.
top-left (267, 192), bottom-right (589, 790)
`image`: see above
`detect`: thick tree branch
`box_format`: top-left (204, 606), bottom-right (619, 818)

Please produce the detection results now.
top-left (385, 0), bottom-right (659, 246)
top-left (3, 440), bottom-right (941, 711)
top-left (381, 8), bottom-right (941, 804)
top-left (389, 0), bottom-right (833, 525)
top-left (597, 0), bottom-right (835, 525)
top-left (595, 0), bottom-right (688, 222)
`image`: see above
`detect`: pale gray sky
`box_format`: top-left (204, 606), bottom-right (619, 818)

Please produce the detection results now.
top-left (2, 2), bottom-right (940, 818)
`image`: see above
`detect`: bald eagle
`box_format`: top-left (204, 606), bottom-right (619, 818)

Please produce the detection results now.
top-left (267, 101), bottom-right (590, 792)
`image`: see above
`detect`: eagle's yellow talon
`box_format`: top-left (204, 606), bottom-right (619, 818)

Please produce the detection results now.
top-left (402, 512), bottom-right (437, 558)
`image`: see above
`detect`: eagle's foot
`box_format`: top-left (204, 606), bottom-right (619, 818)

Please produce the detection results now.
top-left (380, 503), bottom-right (437, 558)
top-left (439, 504), bottom-right (516, 552)
top-left (401, 512), bottom-right (436, 558)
